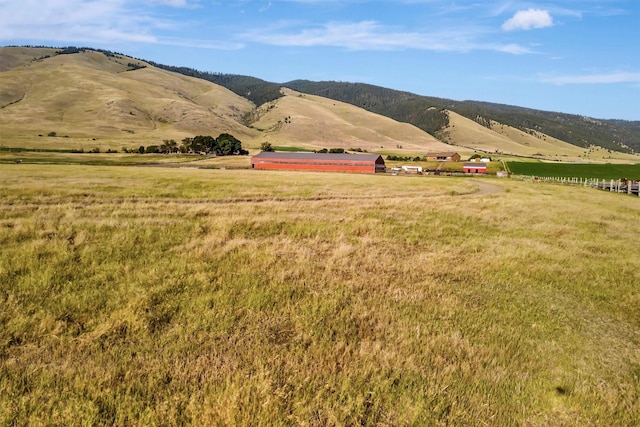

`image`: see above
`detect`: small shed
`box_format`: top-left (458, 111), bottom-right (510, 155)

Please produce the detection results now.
top-left (426, 152), bottom-right (461, 161)
top-left (401, 165), bottom-right (423, 174)
top-left (463, 162), bottom-right (487, 174)
top-left (251, 152), bottom-right (386, 174)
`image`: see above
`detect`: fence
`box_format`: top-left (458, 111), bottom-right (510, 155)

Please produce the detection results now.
top-left (516, 175), bottom-right (640, 196)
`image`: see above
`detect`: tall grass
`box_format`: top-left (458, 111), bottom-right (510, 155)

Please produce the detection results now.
top-left (1, 164), bottom-right (639, 425)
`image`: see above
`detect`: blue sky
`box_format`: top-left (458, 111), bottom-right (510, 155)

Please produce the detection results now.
top-left (1, 0), bottom-right (638, 120)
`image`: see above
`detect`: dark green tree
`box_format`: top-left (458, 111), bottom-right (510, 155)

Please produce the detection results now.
top-left (217, 133), bottom-right (243, 155)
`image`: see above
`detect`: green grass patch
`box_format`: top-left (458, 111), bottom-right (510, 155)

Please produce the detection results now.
top-left (508, 161), bottom-right (640, 180)
top-left (272, 146), bottom-right (314, 152)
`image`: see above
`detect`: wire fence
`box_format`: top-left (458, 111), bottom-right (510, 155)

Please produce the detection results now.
top-left (515, 175), bottom-right (640, 196)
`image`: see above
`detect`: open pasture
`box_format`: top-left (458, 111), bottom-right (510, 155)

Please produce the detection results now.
top-left (508, 161), bottom-right (640, 180)
top-left (1, 164), bottom-right (639, 425)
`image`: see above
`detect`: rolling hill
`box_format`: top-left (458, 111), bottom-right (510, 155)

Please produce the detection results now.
top-left (2, 46), bottom-right (639, 161)
top-left (250, 88), bottom-right (455, 152)
top-left (0, 47), bottom-right (258, 150)
top-left (282, 80), bottom-right (640, 156)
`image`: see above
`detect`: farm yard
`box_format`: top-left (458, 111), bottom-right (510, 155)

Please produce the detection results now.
top-left (1, 162), bottom-right (639, 425)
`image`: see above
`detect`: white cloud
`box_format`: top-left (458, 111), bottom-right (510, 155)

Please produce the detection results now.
top-left (244, 20), bottom-right (532, 54)
top-left (0, 0), bottom-right (207, 47)
top-left (541, 72), bottom-right (640, 85)
top-left (148, 0), bottom-right (196, 6)
top-left (0, 0), bottom-right (153, 42)
top-left (502, 9), bottom-right (553, 31)
top-left (497, 43), bottom-right (535, 55)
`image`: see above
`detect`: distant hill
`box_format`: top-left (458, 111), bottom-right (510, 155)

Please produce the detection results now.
top-left (0, 46), bottom-right (258, 149)
top-left (148, 64), bottom-right (640, 155)
top-left (2, 46), bottom-right (639, 160)
top-left (249, 87), bottom-right (454, 153)
top-left (283, 81), bottom-right (640, 154)
top-left (0, 46), bottom-right (455, 154)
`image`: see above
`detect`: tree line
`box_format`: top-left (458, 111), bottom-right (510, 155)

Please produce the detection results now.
top-left (125, 133), bottom-right (248, 155)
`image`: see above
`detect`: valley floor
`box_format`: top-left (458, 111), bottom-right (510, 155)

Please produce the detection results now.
top-left (1, 164), bottom-right (639, 425)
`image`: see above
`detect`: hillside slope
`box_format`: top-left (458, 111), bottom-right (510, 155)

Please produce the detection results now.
top-left (440, 111), bottom-right (639, 161)
top-left (144, 59), bottom-right (640, 157)
top-left (442, 111), bottom-right (584, 158)
top-left (0, 47), bottom-right (458, 154)
top-left (0, 47), bottom-right (259, 149)
top-left (249, 88), bottom-right (457, 152)
top-left (2, 46), bottom-right (639, 161)
top-left (283, 81), bottom-right (640, 155)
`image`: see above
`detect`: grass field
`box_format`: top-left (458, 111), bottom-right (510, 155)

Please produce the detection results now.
top-left (1, 163), bottom-right (639, 425)
top-left (508, 161), bottom-right (640, 180)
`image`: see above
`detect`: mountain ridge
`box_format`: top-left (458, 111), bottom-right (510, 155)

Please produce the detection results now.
top-left (149, 58), bottom-right (640, 155)
top-left (2, 46), bottom-right (639, 160)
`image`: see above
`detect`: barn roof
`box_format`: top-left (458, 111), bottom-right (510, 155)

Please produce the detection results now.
top-left (252, 152), bottom-right (383, 162)
top-left (463, 162), bottom-right (487, 167)
top-left (426, 151), bottom-right (459, 156)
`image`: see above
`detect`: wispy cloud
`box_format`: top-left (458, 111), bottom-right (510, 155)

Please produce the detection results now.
top-left (497, 43), bottom-right (535, 55)
top-left (244, 20), bottom-right (531, 54)
top-left (147, 0), bottom-right (199, 6)
top-left (502, 9), bottom-right (553, 31)
top-left (0, 0), bottom-right (225, 48)
top-left (0, 0), bottom-right (156, 43)
top-left (541, 72), bottom-right (640, 85)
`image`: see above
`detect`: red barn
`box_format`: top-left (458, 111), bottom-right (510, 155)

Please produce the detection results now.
top-left (251, 152), bottom-right (386, 174)
top-left (463, 162), bottom-right (487, 174)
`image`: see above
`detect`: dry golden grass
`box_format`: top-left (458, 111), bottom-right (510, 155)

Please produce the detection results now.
top-left (5, 46), bottom-right (629, 162)
top-left (0, 47), bottom-right (59, 71)
top-left (441, 110), bottom-right (638, 162)
top-left (1, 163), bottom-right (639, 425)
top-left (442, 111), bottom-right (584, 157)
top-left (250, 88), bottom-right (458, 154)
top-left (0, 47), bottom-right (258, 150)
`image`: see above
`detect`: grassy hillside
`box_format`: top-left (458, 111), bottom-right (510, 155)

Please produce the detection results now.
top-left (285, 80), bottom-right (451, 137)
top-left (0, 46), bottom-right (59, 71)
top-left (0, 47), bottom-right (461, 156)
top-left (0, 47), bottom-right (258, 151)
top-left (449, 100), bottom-right (640, 153)
top-left (1, 163), bottom-right (639, 425)
top-left (148, 61), bottom-right (284, 108)
top-left (3, 46), bottom-right (639, 160)
top-left (249, 88), bottom-right (457, 153)
top-left (441, 111), bottom-right (598, 159)
top-left (284, 81), bottom-right (640, 155)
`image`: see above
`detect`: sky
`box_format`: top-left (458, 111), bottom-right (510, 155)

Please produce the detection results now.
top-left (1, 0), bottom-right (639, 120)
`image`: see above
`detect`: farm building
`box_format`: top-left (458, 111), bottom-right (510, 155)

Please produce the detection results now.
top-left (401, 165), bottom-right (423, 174)
top-left (463, 162), bottom-right (487, 174)
top-left (426, 152), bottom-right (461, 161)
top-left (251, 152), bottom-right (386, 174)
